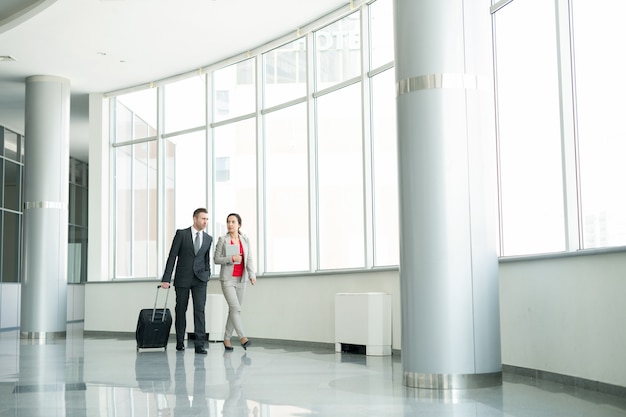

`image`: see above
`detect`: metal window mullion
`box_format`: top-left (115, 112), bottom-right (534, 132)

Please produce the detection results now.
top-left (148, 139), bottom-right (154, 277)
top-left (555, 0), bottom-right (581, 251)
top-left (142, 141), bottom-right (148, 277)
top-left (156, 86), bottom-right (165, 278)
top-left (129, 114), bottom-right (136, 278)
top-left (110, 98), bottom-right (118, 279)
top-left (0, 210), bottom-right (3, 282)
top-left (129, 147), bottom-right (135, 278)
top-left (361, 3), bottom-right (374, 268)
top-left (307, 32), bottom-right (319, 272)
top-left (491, 10), bottom-right (506, 256)
top-left (112, 135), bottom-right (158, 148)
top-left (255, 55), bottom-right (266, 275)
top-left (161, 125), bottom-right (205, 140)
top-left (313, 75), bottom-right (361, 99)
top-left (261, 96), bottom-right (307, 116)
top-left (491, 0), bottom-right (516, 14)
top-left (206, 71), bottom-right (214, 250)
top-left (17, 212), bottom-right (22, 283)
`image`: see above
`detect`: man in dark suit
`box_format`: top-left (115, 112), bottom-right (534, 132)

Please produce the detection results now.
top-left (161, 208), bottom-right (213, 354)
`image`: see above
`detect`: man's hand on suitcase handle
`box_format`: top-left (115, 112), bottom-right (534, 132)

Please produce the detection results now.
top-left (160, 283), bottom-right (170, 289)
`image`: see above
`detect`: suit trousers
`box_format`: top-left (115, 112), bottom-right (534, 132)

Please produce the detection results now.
top-left (174, 280), bottom-right (207, 347)
top-left (220, 278), bottom-right (247, 340)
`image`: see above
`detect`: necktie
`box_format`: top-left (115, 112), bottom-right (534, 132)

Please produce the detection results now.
top-left (194, 232), bottom-right (201, 254)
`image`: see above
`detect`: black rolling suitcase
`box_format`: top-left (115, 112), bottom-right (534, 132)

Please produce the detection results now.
top-left (136, 285), bottom-right (173, 351)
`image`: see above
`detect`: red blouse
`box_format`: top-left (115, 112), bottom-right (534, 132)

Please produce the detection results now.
top-left (231, 239), bottom-right (244, 277)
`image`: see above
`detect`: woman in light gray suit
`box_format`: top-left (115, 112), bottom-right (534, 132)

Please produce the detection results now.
top-left (214, 213), bottom-right (257, 351)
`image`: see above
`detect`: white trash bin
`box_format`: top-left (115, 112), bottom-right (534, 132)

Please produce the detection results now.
top-left (335, 292), bottom-right (391, 356)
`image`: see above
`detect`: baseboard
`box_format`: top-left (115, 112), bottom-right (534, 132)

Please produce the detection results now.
top-left (502, 364), bottom-right (626, 398)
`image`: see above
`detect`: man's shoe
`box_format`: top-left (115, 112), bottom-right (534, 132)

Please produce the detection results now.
top-left (195, 346), bottom-right (208, 355)
top-left (176, 343), bottom-right (185, 351)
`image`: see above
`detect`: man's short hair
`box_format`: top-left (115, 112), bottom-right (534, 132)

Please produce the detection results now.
top-left (193, 208), bottom-right (208, 217)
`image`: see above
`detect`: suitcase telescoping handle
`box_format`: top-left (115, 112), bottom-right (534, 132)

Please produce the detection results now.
top-left (152, 284), bottom-right (170, 322)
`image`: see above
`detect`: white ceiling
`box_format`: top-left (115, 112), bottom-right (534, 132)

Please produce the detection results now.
top-left (0, 0), bottom-right (349, 161)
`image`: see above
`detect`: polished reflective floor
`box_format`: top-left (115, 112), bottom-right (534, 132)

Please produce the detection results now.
top-left (1, 324), bottom-right (625, 417)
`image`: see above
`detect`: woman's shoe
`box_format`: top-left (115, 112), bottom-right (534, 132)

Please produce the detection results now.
top-left (241, 338), bottom-right (251, 350)
top-left (223, 340), bottom-right (234, 351)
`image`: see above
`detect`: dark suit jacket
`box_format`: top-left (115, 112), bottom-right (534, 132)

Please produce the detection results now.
top-left (162, 227), bottom-right (212, 287)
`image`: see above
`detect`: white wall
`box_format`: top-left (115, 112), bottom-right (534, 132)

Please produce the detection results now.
top-left (67, 284), bottom-right (85, 322)
top-left (84, 270), bottom-right (402, 347)
top-left (0, 283), bottom-right (20, 329)
top-left (0, 283), bottom-right (85, 329)
top-left (499, 250), bottom-right (626, 388)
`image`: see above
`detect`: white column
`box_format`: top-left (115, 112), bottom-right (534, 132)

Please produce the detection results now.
top-left (394, 0), bottom-right (501, 388)
top-left (21, 75), bottom-right (70, 340)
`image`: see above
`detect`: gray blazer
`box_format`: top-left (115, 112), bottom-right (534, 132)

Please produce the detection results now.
top-left (214, 233), bottom-right (256, 282)
top-left (162, 227), bottom-right (212, 287)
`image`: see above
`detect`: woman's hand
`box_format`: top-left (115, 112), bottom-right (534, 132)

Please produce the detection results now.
top-left (250, 277), bottom-right (256, 285)
top-left (232, 254), bottom-right (242, 263)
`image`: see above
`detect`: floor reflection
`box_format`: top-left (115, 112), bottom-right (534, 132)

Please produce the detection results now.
top-left (171, 352), bottom-right (211, 416)
top-left (0, 324), bottom-right (625, 417)
top-left (223, 351), bottom-right (254, 417)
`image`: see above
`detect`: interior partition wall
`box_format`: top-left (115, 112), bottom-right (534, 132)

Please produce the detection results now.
top-left (0, 126), bottom-right (24, 331)
top-left (69, 157), bottom-right (88, 284)
top-left (0, 126), bottom-right (23, 285)
top-left (0, 126), bottom-right (89, 331)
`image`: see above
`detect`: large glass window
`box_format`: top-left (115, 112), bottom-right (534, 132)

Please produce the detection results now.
top-left (164, 131), bottom-right (207, 240)
top-left (213, 59), bottom-right (256, 123)
top-left (371, 68), bottom-right (399, 266)
top-left (163, 75), bottom-right (206, 133)
top-left (263, 39), bottom-right (307, 108)
top-left (264, 104), bottom-right (310, 272)
top-left (115, 89), bottom-right (157, 142)
top-left (106, 0), bottom-right (409, 280)
top-left (315, 12), bottom-right (361, 90)
top-left (113, 89), bottom-right (159, 279)
top-left (213, 119), bottom-right (257, 259)
top-left (98, 0), bottom-right (626, 282)
top-left (369, 0), bottom-right (394, 69)
top-left (317, 84), bottom-right (364, 269)
top-left (494, 0), bottom-right (565, 256)
top-left (114, 141), bottom-right (157, 278)
top-left (114, 146), bottom-right (132, 277)
top-left (572, 0), bottom-right (626, 249)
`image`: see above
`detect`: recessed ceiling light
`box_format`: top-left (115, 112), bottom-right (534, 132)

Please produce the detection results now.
top-left (0, 55), bottom-right (17, 62)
